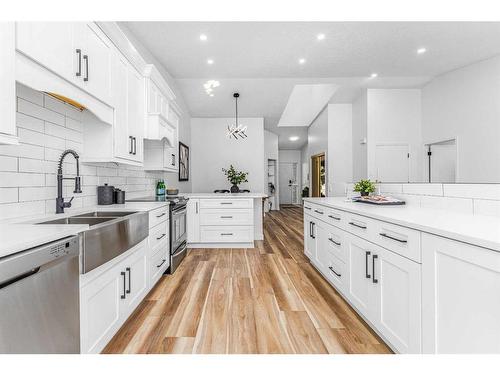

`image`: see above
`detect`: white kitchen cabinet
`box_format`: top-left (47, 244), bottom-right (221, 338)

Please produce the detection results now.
top-left (16, 22), bottom-right (75, 83)
top-left (422, 234), bottom-right (500, 353)
top-left (80, 240), bottom-right (148, 354)
top-left (16, 22), bottom-right (112, 106)
top-left (0, 22), bottom-right (17, 145)
top-left (187, 199), bottom-right (200, 243)
top-left (303, 214), bottom-right (317, 260)
top-left (126, 65), bottom-right (145, 162)
top-left (111, 52), bottom-right (129, 159)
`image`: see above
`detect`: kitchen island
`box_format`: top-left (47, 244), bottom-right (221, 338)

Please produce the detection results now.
top-left (184, 193), bottom-right (267, 248)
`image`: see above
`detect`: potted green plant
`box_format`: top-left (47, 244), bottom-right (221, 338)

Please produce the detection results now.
top-left (222, 165), bottom-right (249, 193)
top-left (353, 179), bottom-right (376, 197)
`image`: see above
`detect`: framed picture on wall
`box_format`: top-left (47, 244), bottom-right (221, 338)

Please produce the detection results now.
top-left (179, 142), bottom-right (189, 181)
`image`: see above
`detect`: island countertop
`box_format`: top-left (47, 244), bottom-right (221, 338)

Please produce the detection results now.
top-left (184, 193), bottom-right (267, 199)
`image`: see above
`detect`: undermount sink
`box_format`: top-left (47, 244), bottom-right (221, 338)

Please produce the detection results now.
top-left (38, 217), bottom-right (116, 227)
top-left (73, 211), bottom-right (137, 218)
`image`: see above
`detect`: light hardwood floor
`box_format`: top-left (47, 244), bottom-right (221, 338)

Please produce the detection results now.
top-left (103, 205), bottom-right (392, 354)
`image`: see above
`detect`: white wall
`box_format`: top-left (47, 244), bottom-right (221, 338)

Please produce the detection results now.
top-left (367, 89), bottom-right (422, 183)
top-left (119, 23), bottom-right (192, 192)
top-left (300, 143), bottom-right (309, 191)
top-left (190, 117), bottom-right (265, 193)
top-left (264, 130), bottom-right (279, 210)
top-left (422, 55), bottom-right (500, 183)
top-left (328, 104), bottom-right (352, 196)
top-left (352, 90), bottom-right (367, 181)
top-left (306, 107), bottom-right (329, 195)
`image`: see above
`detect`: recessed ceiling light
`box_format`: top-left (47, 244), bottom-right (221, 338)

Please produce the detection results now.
top-left (207, 59), bottom-right (214, 65)
top-left (417, 47), bottom-right (427, 54)
top-left (199, 34), bottom-right (207, 41)
top-left (289, 136), bottom-right (299, 141)
top-left (317, 33), bottom-right (325, 40)
top-left (299, 58), bottom-right (306, 65)
top-left (370, 73), bottom-right (378, 78)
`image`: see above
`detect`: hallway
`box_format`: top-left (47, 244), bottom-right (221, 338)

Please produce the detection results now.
top-left (103, 206), bottom-right (391, 354)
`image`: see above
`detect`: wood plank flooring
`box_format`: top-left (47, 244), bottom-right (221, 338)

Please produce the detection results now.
top-left (103, 205), bottom-right (392, 354)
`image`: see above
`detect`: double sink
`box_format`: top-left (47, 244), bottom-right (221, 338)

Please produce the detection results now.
top-left (39, 211), bottom-right (149, 273)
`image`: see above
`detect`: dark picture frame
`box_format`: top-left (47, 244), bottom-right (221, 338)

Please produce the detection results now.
top-left (178, 142), bottom-right (189, 181)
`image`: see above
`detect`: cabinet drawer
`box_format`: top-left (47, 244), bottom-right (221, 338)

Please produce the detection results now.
top-left (200, 225), bottom-right (254, 243)
top-left (324, 224), bottom-right (347, 262)
top-left (324, 255), bottom-right (347, 294)
top-left (324, 207), bottom-right (344, 227)
top-left (149, 206), bottom-right (169, 228)
top-left (200, 209), bottom-right (253, 226)
top-left (200, 199), bottom-right (253, 209)
top-left (149, 221), bottom-right (169, 249)
top-left (304, 202), bottom-right (327, 221)
top-left (370, 220), bottom-right (421, 263)
top-left (149, 244), bottom-right (169, 287)
top-left (344, 212), bottom-right (375, 237)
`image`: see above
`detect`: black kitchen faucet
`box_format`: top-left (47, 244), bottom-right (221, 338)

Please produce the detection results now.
top-left (56, 149), bottom-right (82, 214)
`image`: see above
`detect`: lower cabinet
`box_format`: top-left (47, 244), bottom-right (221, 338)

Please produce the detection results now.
top-left (304, 213), bottom-right (317, 260)
top-left (422, 233), bottom-right (500, 353)
top-left (187, 198), bottom-right (200, 243)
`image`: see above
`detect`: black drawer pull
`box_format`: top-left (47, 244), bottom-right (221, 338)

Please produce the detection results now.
top-left (349, 222), bottom-right (367, 229)
top-left (156, 212), bottom-right (167, 218)
top-left (156, 233), bottom-right (166, 240)
top-left (328, 266), bottom-right (341, 278)
top-left (328, 214), bottom-right (340, 220)
top-left (365, 251), bottom-right (371, 279)
top-left (83, 54), bottom-right (89, 81)
top-left (220, 216), bottom-right (233, 219)
top-left (126, 267), bottom-right (131, 294)
top-left (120, 271), bottom-right (126, 299)
top-left (220, 202), bottom-right (233, 205)
top-left (156, 259), bottom-right (166, 268)
top-left (372, 254), bottom-right (378, 284)
top-left (75, 49), bottom-right (82, 76)
top-left (328, 238), bottom-right (341, 246)
top-left (221, 233), bottom-right (233, 236)
top-left (304, 206), bottom-right (311, 210)
top-left (314, 209), bottom-right (324, 215)
top-left (379, 232), bottom-right (407, 243)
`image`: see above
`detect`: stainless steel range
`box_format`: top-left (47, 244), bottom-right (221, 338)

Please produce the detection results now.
top-left (127, 195), bottom-right (188, 273)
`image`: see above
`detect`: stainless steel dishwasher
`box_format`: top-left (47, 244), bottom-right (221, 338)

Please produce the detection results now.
top-left (0, 235), bottom-right (80, 353)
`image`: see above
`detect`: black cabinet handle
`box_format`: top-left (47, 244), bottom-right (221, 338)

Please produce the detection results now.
top-left (314, 209), bottom-right (324, 215)
top-left (171, 154), bottom-right (175, 166)
top-left (129, 136), bottom-right (133, 154)
top-left (133, 137), bottom-right (137, 155)
top-left (156, 212), bottom-right (166, 218)
top-left (349, 221), bottom-right (367, 229)
top-left (195, 202), bottom-right (199, 214)
top-left (328, 238), bottom-right (341, 246)
top-left (126, 267), bottom-right (131, 294)
top-left (365, 251), bottom-right (371, 279)
top-left (221, 233), bottom-right (233, 236)
top-left (220, 202), bottom-right (233, 205)
top-left (328, 266), bottom-right (341, 277)
top-left (372, 254), bottom-right (378, 284)
top-left (311, 222), bottom-right (315, 239)
top-left (75, 49), bottom-right (82, 77)
top-left (309, 222), bottom-right (312, 238)
top-left (328, 214), bottom-right (341, 221)
top-left (156, 233), bottom-right (166, 240)
top-left (379, 232), bottom-right (407, 243)
top-left (220, 216), bottom-right (233, 219)
top-left (156, 259), bottom-right (166, 268)
top-left (83, 54), bottom-right (89, 81)
top-left (304, 206), bottom-right (311, 210)
top-left (120, 271), bottom-right (126, 299)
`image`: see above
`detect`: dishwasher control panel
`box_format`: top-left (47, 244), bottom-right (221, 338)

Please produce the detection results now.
top-left (48, 236), bottom-right (79, 259)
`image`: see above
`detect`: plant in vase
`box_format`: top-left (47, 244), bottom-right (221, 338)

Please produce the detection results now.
top-left (353, 179), bottom-right (376, 197)
top-left (222, 165), bottom-right (249, 193)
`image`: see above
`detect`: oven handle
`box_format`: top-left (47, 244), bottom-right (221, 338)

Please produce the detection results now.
top-left (172, 241), bottom-right (187, 258)
top-left (172, 207), bottom-right (187, 217)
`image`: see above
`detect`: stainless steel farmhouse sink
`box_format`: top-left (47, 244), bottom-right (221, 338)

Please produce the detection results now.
top-left (37, 211), bottom-right (149, 273)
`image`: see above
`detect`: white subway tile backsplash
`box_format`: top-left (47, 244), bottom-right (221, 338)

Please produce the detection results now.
top-left (16, 113), bottom-right (44, 132)
top-left (378, 183), bottom-right (403, 194)
top-left (0, 201), bottom-right (45, 220)
top-left (0, 156), bottom-right (17, 172)
top-left (65, 117), bottom-right (83, 132)
top-left (17, 98), bottom-right (65, 126)
top-left (44, 95), bottom-right (69, 115)
top-left (420, 195), bottom-right (474, 214)
top-left (16, 83), bottom-right (44, 106)
top-left (19, 186), bottom-right (57, 202)
top-left (443, 184), bottom-right (500, 201)
top-left (0, 188), bottom-right (19, 204)
top-left (0, 143), bottom-right (44, 160)
top-left (0, 172), bottom-right (45, 188)
top-left (473, 199), bottom-right (500, 218)
top-left (402, 183), bottom-right (443, 196)
top-left (44, 122), bottom-right (67, 139)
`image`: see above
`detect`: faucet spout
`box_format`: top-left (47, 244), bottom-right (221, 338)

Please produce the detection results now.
top-left (56, 149), bottom-right (82, 214)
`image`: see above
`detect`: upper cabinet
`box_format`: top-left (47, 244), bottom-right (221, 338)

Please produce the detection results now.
top-left (0, 22), bottom-right (17, 145)
top-left (16, 22), bottom-right (112, 106)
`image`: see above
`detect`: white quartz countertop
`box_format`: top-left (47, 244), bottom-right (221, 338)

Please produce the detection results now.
top-left (0, 202), bottom-right (169, 259)
top-left (304, 197), bottom-right (500, 251)
top-left (184, 193), bottom-right (267, 199)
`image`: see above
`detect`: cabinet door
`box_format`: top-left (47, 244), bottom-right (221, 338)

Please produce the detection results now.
top-left (122, 242), bottom-right (148, 313)
top-left (187, 199), bottom-right (200, 243)
top-left (303, 214), bottom-right (316, 260)
top-left (80, 267), bottom-right (125, 353)
top-left (16, 22), bottom-right (75, 81)
top-left (147, 80), bottom-right (161, 114)
top-left (78, 23), bottom-right (112, 104)
top-left (127, 66), bottom-right (144, 162)
top-left (111, 52), bottom-right (130, 160)
top-left (373, 246), bottom-right (422, 353)
top-left (422, 234), bottom-right (500, 354)
top-left (345, 233), bottom-right (375, 320)
top-left (0, 22), bottom-right (16, 141)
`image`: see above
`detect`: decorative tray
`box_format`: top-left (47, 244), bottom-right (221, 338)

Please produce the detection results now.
top-left (352, 195), bottom-right (406, 205)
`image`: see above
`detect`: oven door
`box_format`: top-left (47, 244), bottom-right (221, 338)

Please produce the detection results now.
top-left (171, 205), bottom-right (187, 252)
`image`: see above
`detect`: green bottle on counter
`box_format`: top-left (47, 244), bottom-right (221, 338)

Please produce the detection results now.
top-left (156, 180), bottom-right (166, 196)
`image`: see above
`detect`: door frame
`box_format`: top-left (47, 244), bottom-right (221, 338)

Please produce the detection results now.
top-left (311, 152), bottom-right (326, 197)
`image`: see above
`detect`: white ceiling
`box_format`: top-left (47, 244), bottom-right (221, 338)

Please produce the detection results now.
top-left (122, 21), bottom-right (500, 149)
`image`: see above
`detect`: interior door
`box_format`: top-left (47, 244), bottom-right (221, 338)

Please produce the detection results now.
top-left (430, 142), bottom-right (456, 183)
top-left (375, 144), bottom-right (409, 182)
top-left (16, 22), bottom-right (75, 81)
top-left (279, 162), bottom-right (297, 205)
top-left (346, 233), bottom-right (375, 319)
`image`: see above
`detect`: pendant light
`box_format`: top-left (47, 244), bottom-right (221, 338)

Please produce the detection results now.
top-left (227, 92), bottom-right (248, 139)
